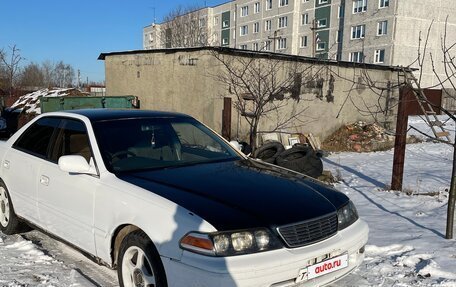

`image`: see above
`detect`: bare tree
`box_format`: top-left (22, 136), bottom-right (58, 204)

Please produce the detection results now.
top-left (54, 61), bottom-right (75, 88)
top-left (0, 45), bottom-right (24, 95)
top-left (18, 62), bottom-right (45, 88)
top-left (425, 18), bottom-right (456, 239)
top-left (41, 60), bottom-right (56, 87)
top-left (212, 52), bottom-right (332, 149)
top-left (159, 5), bottom-right (209, 48)
top-left (343, 18), bottom-right (456, 239)
top-left (0, 48), bottom-right (6, 91)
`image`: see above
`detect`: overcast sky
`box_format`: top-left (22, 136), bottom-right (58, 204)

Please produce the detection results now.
top-left (0, 0), bottom-right (228, 83)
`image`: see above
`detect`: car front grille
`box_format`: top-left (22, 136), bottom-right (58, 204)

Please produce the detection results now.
top-left (277, 213), bottom-right (338, 248)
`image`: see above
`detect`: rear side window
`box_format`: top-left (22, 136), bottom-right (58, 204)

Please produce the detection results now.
top-left (13, 117), bottom-right (61, 158)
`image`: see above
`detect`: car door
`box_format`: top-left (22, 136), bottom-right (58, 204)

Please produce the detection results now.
top-left (2, 117), bottom-right (61, 223)
top-left (37, 117), bottom-right (98, 255)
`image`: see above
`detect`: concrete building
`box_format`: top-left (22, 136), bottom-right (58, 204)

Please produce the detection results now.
top-left (99, 47), bottom-right (403, 143)
top-left (143, 0), bottom-right (456, 88)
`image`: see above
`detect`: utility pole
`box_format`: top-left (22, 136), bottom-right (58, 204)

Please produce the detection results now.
top-left (268, 30), bottom-right (281, 53)
top-left (310, 19), bottom-right (317, 57)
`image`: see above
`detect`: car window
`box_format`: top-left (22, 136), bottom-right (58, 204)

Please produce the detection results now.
top-left (92, 117), bottom-right (240, 173)
top-left (13, 117), bottom-right (61, 159)
top-left (172, 122), bottom-right (224, 153)
top-left (49, 119), bottom-right (93, 163)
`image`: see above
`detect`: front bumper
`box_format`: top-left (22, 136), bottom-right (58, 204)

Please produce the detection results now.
top-left (162, 219), bottom-right (369, 287)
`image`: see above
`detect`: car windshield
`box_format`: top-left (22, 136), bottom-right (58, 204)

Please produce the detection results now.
top-left (92, 117), bottom-right (241, 173)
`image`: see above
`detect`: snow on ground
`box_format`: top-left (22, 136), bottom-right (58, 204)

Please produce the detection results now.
top-left (408, 115), bottom-right (455, 141)
top-left (0, 233), bottom-right (100, 286)
top-left (327, 140), bottom-right (456, 286)
top-left (0, 116), bottom-right (455, 286)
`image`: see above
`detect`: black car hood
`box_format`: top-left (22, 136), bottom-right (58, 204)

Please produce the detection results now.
top-left (117, 159), bottom-right (349, 231)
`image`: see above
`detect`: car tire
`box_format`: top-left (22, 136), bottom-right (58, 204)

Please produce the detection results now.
top-left (276, 146), bottom-right (323, 178)
top-left (253, 141), bottom-right (285, 163)
top-left (118, 230), bottom-right (167, 287)
top-left (0, 181), bottom-right (22, 235)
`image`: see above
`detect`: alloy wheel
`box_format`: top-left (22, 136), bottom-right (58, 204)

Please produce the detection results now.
top-left (121, 246), bottom-right (156, 287)
top-left (0, 186), bottom-right (10, 228)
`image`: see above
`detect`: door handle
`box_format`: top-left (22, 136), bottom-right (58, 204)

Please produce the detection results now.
top-left (40, 175), bottom-right (50, 186)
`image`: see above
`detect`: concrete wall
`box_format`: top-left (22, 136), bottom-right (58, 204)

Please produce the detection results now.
top-left (393, 0), bottom-right (456, 88)
top-left (103, 48), bottom-right (400, 142)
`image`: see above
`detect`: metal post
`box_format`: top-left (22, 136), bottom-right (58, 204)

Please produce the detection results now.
top-left (222, 97), bottom-right (232, 140)
top-left (391, 87), bottom-right (409, 190)
top-left (446, 135), bottom-right (456, 239)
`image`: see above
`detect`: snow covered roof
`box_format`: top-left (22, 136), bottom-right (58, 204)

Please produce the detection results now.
top-left (10, 88), bottom-right (85, 114)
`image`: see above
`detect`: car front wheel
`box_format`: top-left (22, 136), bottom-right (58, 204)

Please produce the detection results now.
top-left (118, 230), bottom-right (167, 287)
top-left (0, 181), bottom-right (21, 235)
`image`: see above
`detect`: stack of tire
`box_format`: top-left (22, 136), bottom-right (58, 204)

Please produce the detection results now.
top-left (253, 141), bottom-right (323, 178)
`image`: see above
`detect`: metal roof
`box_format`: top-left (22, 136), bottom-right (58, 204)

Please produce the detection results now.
top-left (98, 46), bottom-right (417, 72)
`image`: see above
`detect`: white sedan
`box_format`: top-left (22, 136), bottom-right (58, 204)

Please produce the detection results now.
top-left (0, 109), bottom-right (368, 287)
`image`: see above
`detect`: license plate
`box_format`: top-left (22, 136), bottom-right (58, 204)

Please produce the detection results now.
top-left (295, 253), bottom-right (349, 283)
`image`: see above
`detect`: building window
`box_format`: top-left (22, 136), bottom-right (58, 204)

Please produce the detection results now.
top-left (278, 38), bottom-right (287, 50)
top-left (377, 20), bottom-right (387, 35)
top-left (264, 40), bottom-right (272, 51)
top-left (351, 24), bottom-right (365, 39)
top-left (302, 13), bottom-right (309, 25)
top-left (278, 16), bottom-right (288, 28)
top-left (379, 0), bottom-right (389, 8)
top-left (279, 0), bottom-right (289, 7)
top-left (319, 0), bottom-right (328, 4)
top-left (316, 42), bottom-right (326, 51)
top-left (241, 6), bottom-right (249, 17)
top-left (240, 25), bottom-right (248, 36)
top-left (349, 51), bottom-right (364, 62)
top-left (353, 0), bottom-right (367, 13)
top-left (222, 38), bottom-right (229, 45)
top-left (253, 22), bottom-right (260, 33)
top-left (240, 44), bottom-right (248, 50)
top-left (300, 36), bottom-right (308, 47)
top-left (302, 0), bottom-right (309, 2)
top-left (374, 49), bottom-right (385, 63)
top-left (199, 18), bottom-right (206, 27)
top-left (336, 30), bottom-right (342, 43)
top-left (265, 19), bottom-right (272, 31)
top-left (317, 18), bottom-right (327, 28)
top-left (222, 20), bottom-right (229, 28)
top-left (254, 2), bottom-right (261, 13)
top-left (338, 5), bottom-right (344, 18)
top-left (214, 16), bottom-right (219, 25)
top-left (253, 42), bottom-right (259, 51)
top-left (266, 0), bottom-right (273, 10)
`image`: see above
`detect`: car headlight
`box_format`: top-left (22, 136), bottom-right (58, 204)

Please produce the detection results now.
top-left (337, 200), bottom-right (359, 230)
top-left (180, 229), bottom-right (282, 256)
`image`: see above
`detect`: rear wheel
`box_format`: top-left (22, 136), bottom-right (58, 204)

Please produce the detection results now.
top-left (0, 182), bottom-right (21, 235)
top-left (118, 230), bottom-right (167, 287)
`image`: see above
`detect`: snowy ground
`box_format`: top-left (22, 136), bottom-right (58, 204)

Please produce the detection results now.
top-left (327, 141), bottom-right (455, 287)
top-left (0, 116), bottom-right (455, 286)
top-left (329, 115), bottom-right (456, 287)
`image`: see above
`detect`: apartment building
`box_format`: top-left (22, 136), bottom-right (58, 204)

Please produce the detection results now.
top-left (144, 0), bottom-right (456, 87)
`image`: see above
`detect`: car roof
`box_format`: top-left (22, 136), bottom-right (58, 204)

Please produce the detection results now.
top-left (65, 109), bottom-right (192, 122)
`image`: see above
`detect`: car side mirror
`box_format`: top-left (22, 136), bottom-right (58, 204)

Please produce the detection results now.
top-left (58, 155), bottom-right (97, 175)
